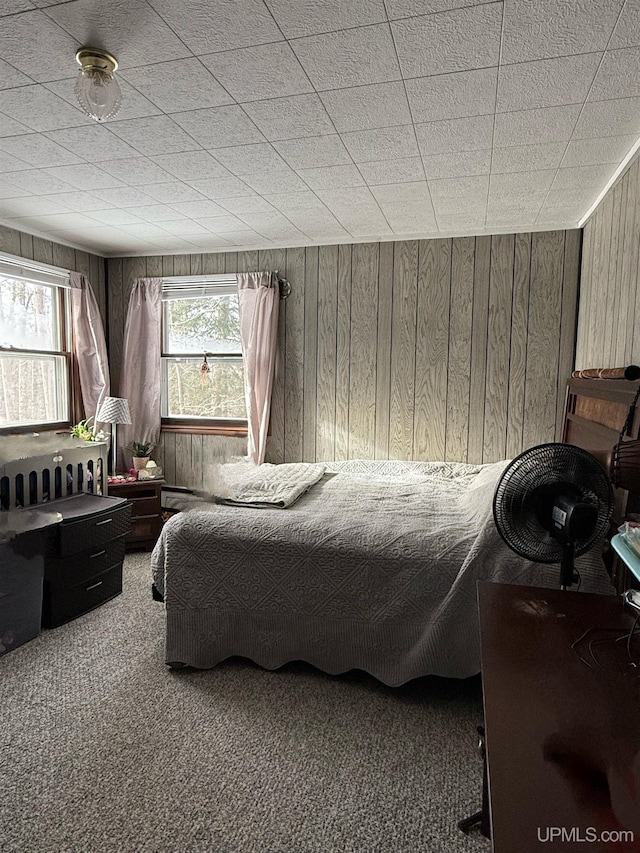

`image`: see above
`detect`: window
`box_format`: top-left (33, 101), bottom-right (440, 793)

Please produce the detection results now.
top-left (161, 275), bottom-right (246, 433)
top-left (0, 255), bottom-right (71, 431)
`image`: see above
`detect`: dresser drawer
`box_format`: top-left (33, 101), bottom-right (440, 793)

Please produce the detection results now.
top-left (129, 495), bottom-right (160, 516)
top-left (42, 562), bottom-right (122, 629)
top-left (45, 538), bottom-right (126, 586)
top-left (57, 502), bottom-right (131, 557)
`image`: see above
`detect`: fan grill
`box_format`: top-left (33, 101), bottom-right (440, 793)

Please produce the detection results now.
top-left (493, 443), bottom-right (613, 564)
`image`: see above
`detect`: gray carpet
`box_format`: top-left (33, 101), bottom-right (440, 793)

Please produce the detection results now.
top-left (1, 553), bottom-right (489, 853)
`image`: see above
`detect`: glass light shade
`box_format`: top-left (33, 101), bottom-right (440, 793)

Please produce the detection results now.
top-left (75, 66), bottom-right (122, 122)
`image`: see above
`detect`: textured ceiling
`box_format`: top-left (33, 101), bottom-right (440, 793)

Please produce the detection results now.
top-left (0, 0), bottom-right (638, 258)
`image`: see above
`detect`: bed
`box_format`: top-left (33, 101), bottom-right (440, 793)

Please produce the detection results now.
top-left (152, 455), bottom-right (614, 686)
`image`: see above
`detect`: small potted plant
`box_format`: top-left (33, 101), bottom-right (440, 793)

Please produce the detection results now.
top-left (70, 417), bottom-right (106, 442)
top-left (129, 440), bottom-right (153, 472)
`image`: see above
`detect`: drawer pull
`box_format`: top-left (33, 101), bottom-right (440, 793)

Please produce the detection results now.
top-left (89, 549), bottom-right (107, 559)
top-left (86, 580), bottom-right (103, 591)
top-left (95, 518), bottom-right (113, 526)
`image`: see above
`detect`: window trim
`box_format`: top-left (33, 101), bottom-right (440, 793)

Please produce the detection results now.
top-left (0, 253), bottom-right (74, 435)
top-left (160, 273), bottom-right (247, 436)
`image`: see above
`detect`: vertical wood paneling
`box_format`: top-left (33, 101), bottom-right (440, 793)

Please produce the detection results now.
top-left (334, 244), bottom-right (352, 461)
top-left (146, 256), bottom-right (163, 277)
top-left (467, 236), bottom-right (491, 463)
top-left (414, 238), bottom-right (450, 461)
top-left (389, 241), bottom-right (418, 459)
top-left (0, 224), bottom-right (21, 255)
top-left (523, 231), bottom-right (564, 447)
top-left (107, 258), bottom-right (124, 394)
top-left (348, 242), bottom-right (378, 459)
top-left (32, 237), bottom-right (53, 266)
top-left (446, 237), bottom-right (474, 461)
top-left (576, 152), bottom-right (639, 370)
top-left (316, 244), bottom-right (339, 461)
top-left (506, 232), bottom-right (531, 458)
top-left (555, 230), bottom-right (581, 440)
top-left (283, 246), bottom-right (305, 463)
top-left (374, 241), bottom-right (394, 460)
top-left (484, 234), bottom-right (514, 462)
top-left (19, 231), bottom-right (33, 259)
top-left (303, 247), bottom-right (319, 462)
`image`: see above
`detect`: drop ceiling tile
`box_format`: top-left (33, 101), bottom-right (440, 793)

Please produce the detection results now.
top-left (406, 67), bottom-right (497, 123)
top-left (212, 143), bottom-right (290, 175)
top-left (215, 195), bottom-right (278, 215)
top-left (0, 59), bottom-right (34, 89)
top-left (185, 176), bottom-right (254, 200)
top-left (91, 186), bottom-right (161, 207)
top-left (146, 0), bottom-right (282, 54)
top-left (47, 191), bottom-right (115, 212)
top-left (201, 43), bottom-right (313, 103)
top-left (429, 174), bottom-right (489, 201)
top-left (274, 135), bottom-right (351, 169)
top-left (431, 193), bottom-right (487, 215)
top-left (0, 1), bottom-right (34, 14)
top-left (489, 170), bottom-right (555, 195)
top-left (171, 106), bottom-right (265, 149)
top-left (96, 157), bottom-right (176, 186)
top-left (0, 11), bottom-right (78, 83)
top-left (392, 4), bottom-right (502, 77)
top-left (19, 211), bottom-right (97, 231)
top-left (370, 181), bottom-right (433, 206)
top-left (84, 209), bottom-right (144, 226)
top-left (120, 222), bottom-right (178, 241)
top-left (319, 82), bottom-right (411, 133)
top-left (490, 142), bottom-right (566, 174)
top-left (0, 180), bottom-right (34, 199)
top-left (358, 157), bottom-right (425, 185)
top-left (0, 150), bottom-right (29, 171)
top-left (544, 184), bottom-right (603, 207)
top-left (121, 59), bottom-right (233, 113)
top-left (485, 210), bottom-right (539, 228)
top-left (157, 220), bottom-right (212, 237)
top-left (588, 47), bottom-right (640, 101)
top-left (47, 0), bottom-right (192, 66)
top-left (561, 135), bottom-right (638, 167)
top-left (295, 164), bottom-right (365, 189)
top-left (415, 114), bottom-right (494, 156)
top-left (341, 125), bottom-right (419, 162)
top-left (265, 0), bottom-right (387, 38)
top-left (0, 196), bottom-right (73, 217)
top-left (44, 78), bottom-right (162, 122)
top-left (550, 163), bottom-right (618, 191)
top-left (265, 192), bottom-right (330, 213)
top-left (129, 205), bottom-right (188, 223)
top-left (242, 94), bottom-right (335, 141)
top-left (609, 0), bottom-right (640, 49)
top-left (291, 24), bottom-right (400, 91)
top-left (169, 199), bottom-right (229, 218)
top-left (493, 104), bottom-right (582, 147)
top-left (8, 168), bottom-right (78, 194)
top-left (315, 186), bottom-right (378, 207)
top-left (150, 151), bottom-right (230, 182)
top-left (0, 86), bottom-right (89, 131)
top-left (436, 212), bottom-right (486, 231)
top-left (142, 182), bottom-right (208, 204)
top-left (44, 126), bottom-right (140, 162)
top-left (44, 164), bottom-right (124, 191)
top-left (0, 134), bottom-right (82, 168)
top-left (0, 113), bottom-right (31, 137)
top-left (573, 97), bottom-right (640, 138)
top-left (422, 149), bottom-right (491, 179)
top-left (497, 53), bottom-right (601, 113)
top-left (108, 116), bottom-right (201, 156)
top-left (501, 0), bottom-right (624, 63)
top-left (242, 170), bottom-right (310, 194)
top-left (194, 215), bottom-right (255, 234)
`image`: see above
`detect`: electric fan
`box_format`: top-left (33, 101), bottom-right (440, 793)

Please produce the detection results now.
top-left (493, 443), bottom-right (614, 589)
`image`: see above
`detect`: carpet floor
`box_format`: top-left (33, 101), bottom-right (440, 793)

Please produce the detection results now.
top-left (1, 552), bottom-right (489, 853)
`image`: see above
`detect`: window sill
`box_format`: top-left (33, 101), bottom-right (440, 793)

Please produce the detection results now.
top-left (161, 419), bottom-right (248, 438)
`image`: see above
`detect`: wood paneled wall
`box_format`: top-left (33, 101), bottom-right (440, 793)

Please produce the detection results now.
top-left (576, 153), bottom-right (639, 369)
top-left (0, 225), bottom-right (107, 330)
top-left (108, 230), bottom-right (581, 488)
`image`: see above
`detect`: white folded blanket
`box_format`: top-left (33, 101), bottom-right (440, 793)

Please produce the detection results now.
top-left (210, 461), bottom-right (327, 508)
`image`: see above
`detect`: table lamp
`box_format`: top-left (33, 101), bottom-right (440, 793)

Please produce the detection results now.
top-left (96, 396), bottom-right (131, 474)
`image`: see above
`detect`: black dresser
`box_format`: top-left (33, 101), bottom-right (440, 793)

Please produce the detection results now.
top-left (36, 493), bottom-right (131, 628)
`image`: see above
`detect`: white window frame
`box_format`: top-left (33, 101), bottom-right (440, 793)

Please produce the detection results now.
top-left (160, 274), bottom-right (247, 434)
top-left (0, 252), bottom-right (72, 432)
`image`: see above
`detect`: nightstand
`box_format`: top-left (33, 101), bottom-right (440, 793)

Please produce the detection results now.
top-left (107, 478), bottom-right (164, 552)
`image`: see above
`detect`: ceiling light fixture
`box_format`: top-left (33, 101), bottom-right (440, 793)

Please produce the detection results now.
top-left (75, 47), bottom-right (122, 123)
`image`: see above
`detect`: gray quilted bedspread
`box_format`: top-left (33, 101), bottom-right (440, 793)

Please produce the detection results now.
top-left (151, 460), bottom-right (614, 685)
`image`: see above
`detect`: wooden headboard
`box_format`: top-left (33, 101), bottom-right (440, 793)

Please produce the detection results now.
top-left (563, 376), bottom-right (640, 589)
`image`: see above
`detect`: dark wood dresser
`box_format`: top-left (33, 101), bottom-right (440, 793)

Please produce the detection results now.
top-left (35, 493), bottom-right (131, 628)
top-left (107, 478), bottom-right (164, 552)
